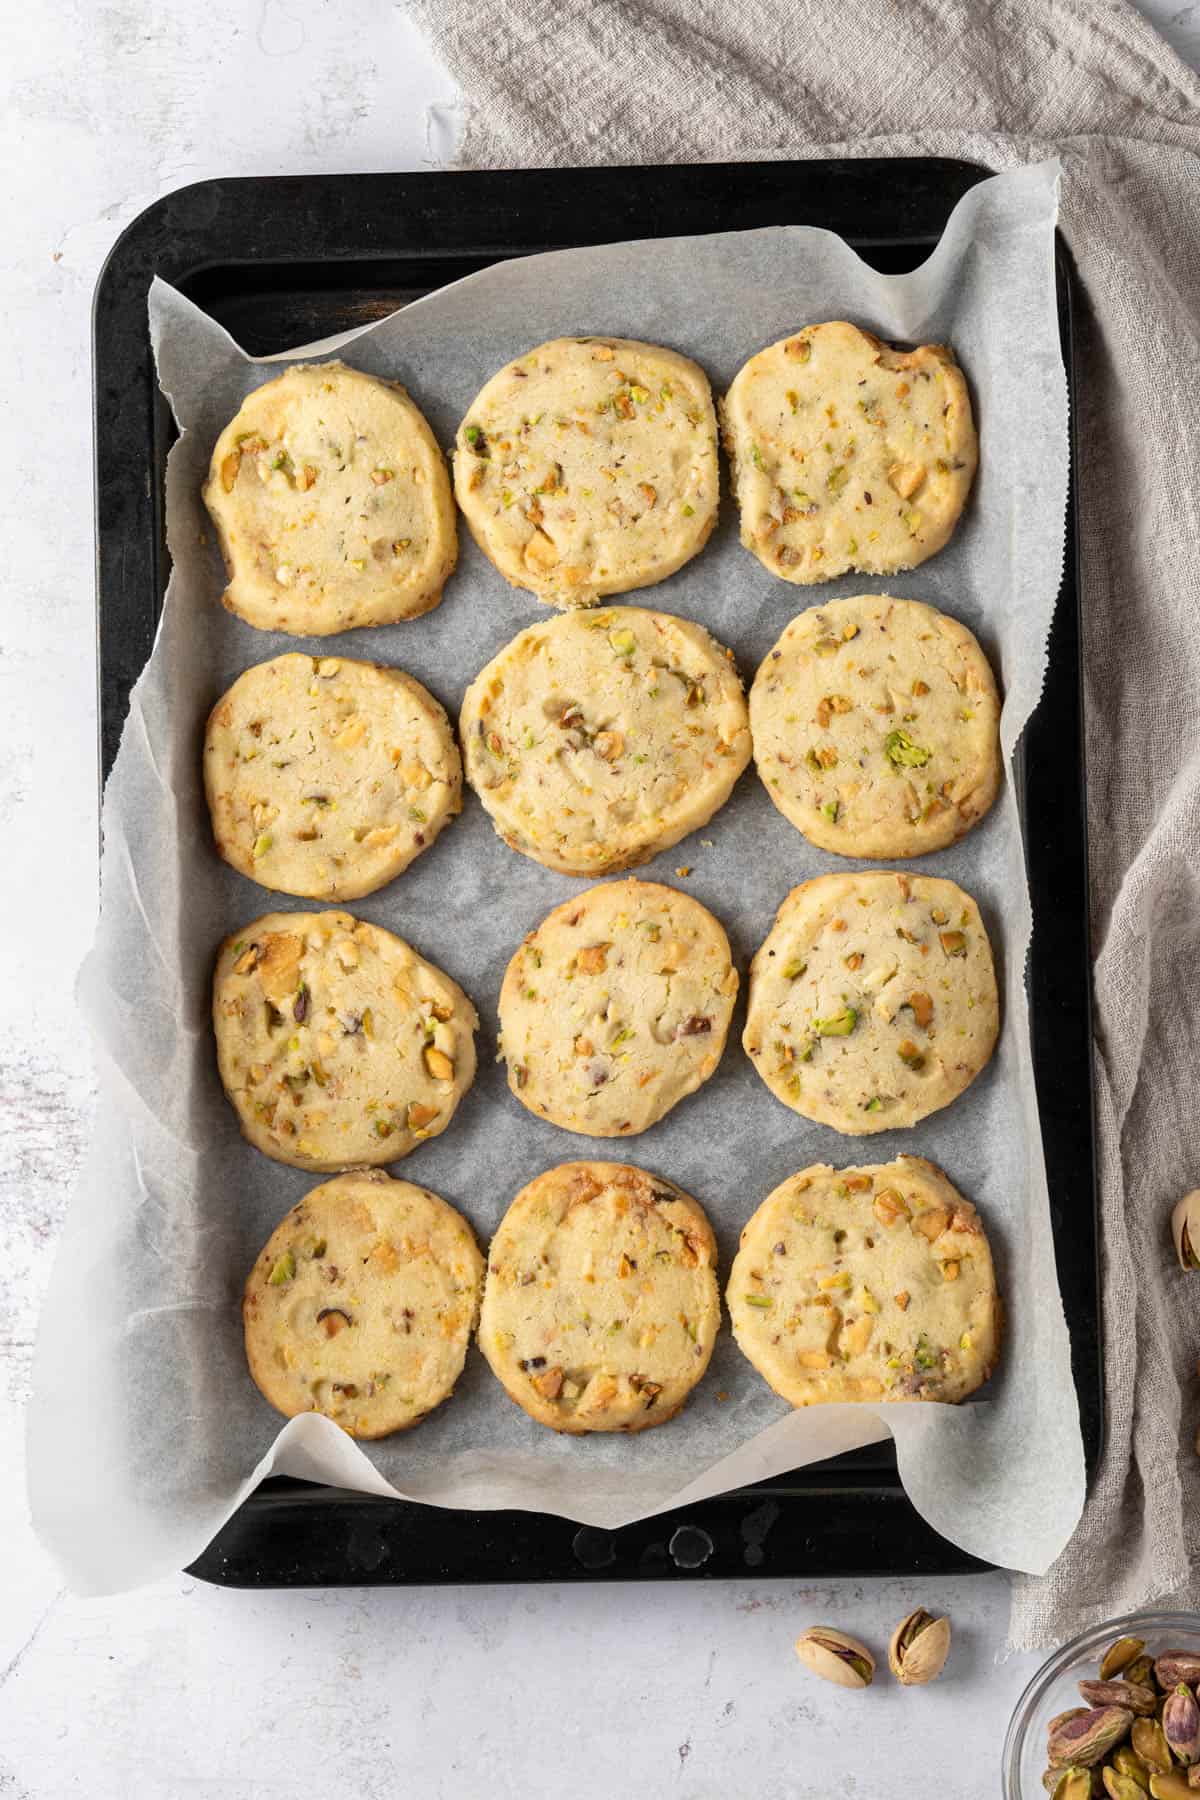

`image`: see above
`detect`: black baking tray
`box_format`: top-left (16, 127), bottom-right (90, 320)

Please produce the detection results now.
top-left (92, 159), bottom-right (1099, 1587)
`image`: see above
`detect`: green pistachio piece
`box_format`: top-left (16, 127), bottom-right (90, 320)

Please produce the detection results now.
top-left (781, 958), bottom-right (808, 980)
top-left (884, 728), bottom-right (933, 769)
top-left (268, 1250), bottom-right (296, 1285)
top-left (745, 1293), bottom-right (773, 1309)
top-left (813, 1005), bottom-right (857, 1037)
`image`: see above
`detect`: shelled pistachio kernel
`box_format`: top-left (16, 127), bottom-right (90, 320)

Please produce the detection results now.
top-left (1048, 1707), bottom-right (1134, 1769)
top-left (1045, 1771), bottom-right (1094, 1800)
top-left (1131, 1718), bottom-right (1173, 1777)
top-left (1101, 1638), bottom-right (1148, 1682)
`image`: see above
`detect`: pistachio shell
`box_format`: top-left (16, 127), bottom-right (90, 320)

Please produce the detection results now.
top-left (1049, 1707), bottom-right (1135, 1769)
top-left (1171, 1193), bottom-right (1200, 1270)
top-left (887, 1607), bottom-right (952, 1686)
top-left (1125, 1658), bottom-right (1156, 1692)
top-left (794, 1626), bottom-right (875, 1689)
top-left (1133, 1719), bottom-right (1174, 1776)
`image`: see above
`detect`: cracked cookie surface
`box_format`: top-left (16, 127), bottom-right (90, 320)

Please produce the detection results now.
top-left (499, 879), bottom-right (737, 1137)
top-left (750, 595), bottom-right (1000, 858)
top-left (479, 1160), bottom-right (720, 1433)
top-left (453, 336), bottom-right (718, 608)
top-left (720, 321), bottom-right (976, 586)
top-left (460, 606), bottom-right (750, 875)
top-left (204, 653), bottom-right (461, 899)
top-left (728, 1157), bottom-right (1001, 1405)
top-left (213, 909), bottom-right (477, 1170)
top-left (203, 361), bottom-right (456, 634)
top-left (743, 871), bottom-right (998, 1134)
top-left (244, 1171), bottom-right (484, 1438)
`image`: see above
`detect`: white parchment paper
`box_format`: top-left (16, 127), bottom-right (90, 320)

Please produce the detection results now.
top-left (29, 161), bottom-right (1085, 1595)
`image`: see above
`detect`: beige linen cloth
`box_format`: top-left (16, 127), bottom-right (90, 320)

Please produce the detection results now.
top-left (403, 0), bottom-right (1200, 1647)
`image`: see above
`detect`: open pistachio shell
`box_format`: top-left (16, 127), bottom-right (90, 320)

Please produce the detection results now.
top-left (888, 1608), bottom-right (952, 1686)
top-left (794, 1625), bottom-right (875, 1689)
top-left (1171, 1193), bottom-right (1200, 1271)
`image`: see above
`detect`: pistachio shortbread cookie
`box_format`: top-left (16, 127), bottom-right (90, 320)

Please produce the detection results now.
top-left (499, 879), bottom-right (738, 1136)
top-left (203, 362), bottom-right (457, 634)
top-left (743, 871), bottom-right (998, 1134)
top-left (728, 1157), bottom-right (1002, 1405)
top-left (243, 1171), bottom-right (484, 1438)
top-left (454, 337), bottom-right (719, 608)
top-left (204, 653), bottom-right (461, 900)
top-left (721, 321), bottom-right (977, 586)
top-left (214, 910), bottom-right (477, 1170)
top-left (460, 607), bottom-right (750, 875)
top-left (479, 1161), bottom-right (720, 1433)
top-left (750, 595), bottom-right (1001, 858)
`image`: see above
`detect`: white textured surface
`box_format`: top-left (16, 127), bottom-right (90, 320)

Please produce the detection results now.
top-left (1, 2), bottom-right (1196, 1794)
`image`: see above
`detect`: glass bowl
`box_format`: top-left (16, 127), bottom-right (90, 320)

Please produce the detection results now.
top-left (1004, 1610), bottom-right (1200, 1796)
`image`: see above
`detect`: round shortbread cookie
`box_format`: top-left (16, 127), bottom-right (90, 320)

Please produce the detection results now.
top-left (453, 336), bottom-right (719, 609)
top-left (460, 607), bottom-right (750, 876)
top-left (498, 880), bottom-right (738, 1137)
top-left (478, 1161), bottom-right (721, 1433)
top-left (727, 1157), bottom-right (1002, 1405)
top-left (203, 362), bottom-right (457, 635)
top-left (204, 653), bottom-right (462, 900)
top-left (743, 871), bottom-right (998, 1135)
top-left (243, 1171), bottom-right (484, 1438)
top-left (749, 595), bottom-right (1001, 858)
top-left (720, 321), bottom-right (977, 586)
top-left (213, 910), bottom-right (477, 1171)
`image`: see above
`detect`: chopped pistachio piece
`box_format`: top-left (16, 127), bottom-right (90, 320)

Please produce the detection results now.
top-left (884, 728), bottom-right (933, 769)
